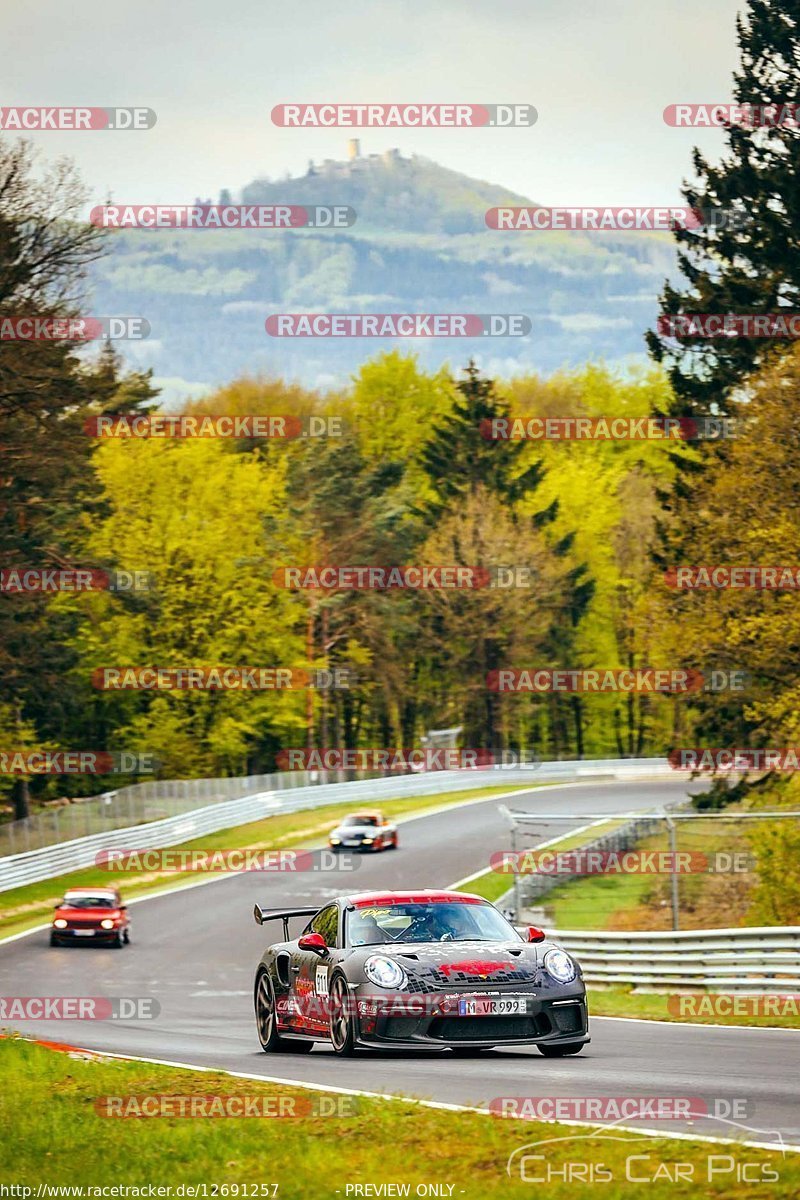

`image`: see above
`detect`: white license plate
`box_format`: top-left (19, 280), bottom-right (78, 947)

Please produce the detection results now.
top-left (73, 930), bottom-right (95, 937)
top-left (458, 997), bottom-right (526, 1016)
top-left (342, 840), bottom-right (358, 847)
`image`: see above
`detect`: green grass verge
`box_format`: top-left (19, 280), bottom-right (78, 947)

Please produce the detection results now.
top-left (588, 986), bottom-right (800, 1030)
top-left (0, 784), bottom-right (536, 942)
top-left (454, 819), bottom-right (625, 904)
top-left (543, 793), bottom-right (789, 933)
top-left (1, 1037), bottom-right (794, 1198)
top-left (546, 869), bottom-right (655, 929)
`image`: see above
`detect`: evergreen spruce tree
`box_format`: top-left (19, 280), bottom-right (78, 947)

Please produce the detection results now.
top-left (419, 361), bottom-right (544, 513)
top-left (647, 1), bottom-right (800, 416)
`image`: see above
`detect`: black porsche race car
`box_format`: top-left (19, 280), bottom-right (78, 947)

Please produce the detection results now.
top-left (252, 889), bottom-right (589, 1056)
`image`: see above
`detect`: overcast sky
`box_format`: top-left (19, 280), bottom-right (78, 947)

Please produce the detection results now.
top-left (4, 0), bottom-right (746, 206)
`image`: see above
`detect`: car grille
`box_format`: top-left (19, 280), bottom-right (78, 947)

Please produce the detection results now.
top-left (381, 1017), bottom-right (420, 1040)
top-left (429, 1014), bottom-right (551, 1041)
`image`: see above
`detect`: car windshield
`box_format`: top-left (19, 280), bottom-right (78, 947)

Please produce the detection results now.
top-left (341, 815), bottom-right (378, 827)
top-left (347, 901), bottom-right (520, 946)
top-left (63, 895), bottom-right (116, 909)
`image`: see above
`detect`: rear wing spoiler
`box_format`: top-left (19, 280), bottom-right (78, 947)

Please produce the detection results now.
top-left (253, 904), bottom-right (319, 940)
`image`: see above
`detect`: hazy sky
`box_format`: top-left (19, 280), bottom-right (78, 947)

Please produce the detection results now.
top-left (4, 0), bottom-right (746, 206)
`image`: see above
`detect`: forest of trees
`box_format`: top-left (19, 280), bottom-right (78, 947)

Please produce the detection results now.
top-left (2, 0), bottom-right (799, 818)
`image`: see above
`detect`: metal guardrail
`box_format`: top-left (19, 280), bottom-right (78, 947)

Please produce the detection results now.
top-left (0, 757), bottom-right (671, 892)
top-left (551, 926), bottom-right (800, 993)
top-left (0, 770), bottom-right (331, 856)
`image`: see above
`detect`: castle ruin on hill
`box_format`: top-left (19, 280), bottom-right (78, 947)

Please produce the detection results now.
top-left (306, 139), bottom-right (405, 177)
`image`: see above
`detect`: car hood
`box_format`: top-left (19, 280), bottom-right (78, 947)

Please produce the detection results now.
top-left (331, 825), bottom-right (378, 836)
top-left (348, 939), bottom-right (559, 987)
top-left (55, 906), bottom-right (120, 919)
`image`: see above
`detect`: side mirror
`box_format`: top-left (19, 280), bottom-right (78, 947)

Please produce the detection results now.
top-left (298, 932), bottom-right (328, 955)
top-left (527, 926), bottom-right (546, 943)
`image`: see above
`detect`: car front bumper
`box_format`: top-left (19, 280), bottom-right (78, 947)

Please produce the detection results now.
top-left (52, 927), bottom-right (121, 942)
top-left (352, 986), bottom-right (589, 1049)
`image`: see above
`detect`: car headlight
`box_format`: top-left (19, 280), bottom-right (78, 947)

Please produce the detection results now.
top-left (362, 837), bottom-right (374, 844)
top-left (53, 919), bottom-right (68, 929)
top-left (100, 919), bottom-right (116, 930)
top-left (330, 836), bottom-right (341, 844)
top-left (543, 948), bottom-right (577, 983)
top-left (364, 955), bottom-right (407, 989)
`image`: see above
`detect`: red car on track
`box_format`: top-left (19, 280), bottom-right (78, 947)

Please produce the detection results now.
top-left (50, 887), bottom-right (131, 948)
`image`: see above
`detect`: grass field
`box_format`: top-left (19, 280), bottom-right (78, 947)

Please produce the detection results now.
top-left (454, 818), bottom-right (624, 903)
top-left (542, 792), bottom-right (795, 933)
top-left (0, 1037), bottom-right (794, 1199)
top-left (587, 986), bottom-right (800, 1029)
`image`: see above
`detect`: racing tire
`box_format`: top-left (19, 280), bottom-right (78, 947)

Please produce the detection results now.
top-left (49, 932), bottom-right (59, 947)
top-left (537, 1041), bottom-right (585, 1057)
top-left (255, 971), bottom-right (314, 1054)
top-left (329, 973), bottom-right (357, 1056)
top-left (112, 930), bottom-right (125, 948)
top-left (123, 928), bottom-right (130, 945)
top-left (389, 832), bottom-right (399, 849)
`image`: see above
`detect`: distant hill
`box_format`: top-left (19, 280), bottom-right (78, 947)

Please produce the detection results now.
top-left (90, 147), bottom-right (679, 401)
top-left (242, 147), bottom-right (534, 234)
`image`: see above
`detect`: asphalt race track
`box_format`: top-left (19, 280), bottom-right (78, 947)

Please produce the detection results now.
top-left (2, 777), bottom-right (797, 1148)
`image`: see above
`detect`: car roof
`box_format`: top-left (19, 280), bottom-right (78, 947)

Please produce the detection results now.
top-left (344, 889), bottom-right (485, 907)
top-left (342, 810), bottom-right (383, 819)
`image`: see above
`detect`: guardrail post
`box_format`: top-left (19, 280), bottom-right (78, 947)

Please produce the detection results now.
top-left (511, 822), bottom-right (521, 923)
top-left (666, 812), bottom-right (679, 931)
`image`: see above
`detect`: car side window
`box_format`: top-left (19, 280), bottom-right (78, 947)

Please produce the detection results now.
top-left (310, 905), bottom-right (339, 948)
